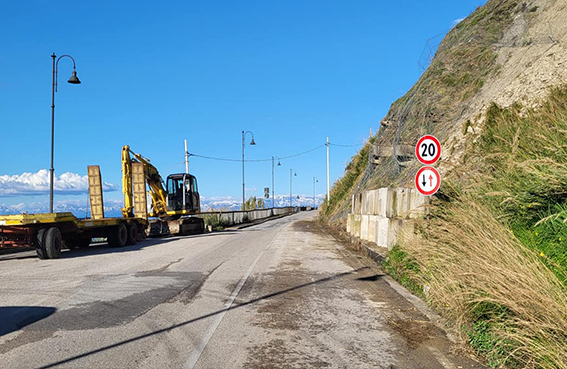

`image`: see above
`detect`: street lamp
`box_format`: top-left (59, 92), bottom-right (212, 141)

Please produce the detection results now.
top-left (313, 177), bottom-right (318, 209)
top-left (272, 156), bottom-right (281, 209)
top-left (242, 130), bottom-right (255, 210)
top-left (289, 169), bottom-right (297, 207)
top-left (50, 53), bottom-right (81, 213)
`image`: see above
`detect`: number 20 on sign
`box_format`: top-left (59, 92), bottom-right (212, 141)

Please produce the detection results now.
top-left (415, 135), bottom-right (441, 196)
top-left (415, 135), bottom-right (441, 165)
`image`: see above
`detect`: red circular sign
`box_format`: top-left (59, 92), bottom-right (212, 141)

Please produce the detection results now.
top-left (415, 135), bottom-right (441, 165)
top-left (415, 166), bottom-right (441, 196)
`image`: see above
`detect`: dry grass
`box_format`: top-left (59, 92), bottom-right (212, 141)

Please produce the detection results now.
top-left (469, 89), bottom-right (567, 222)
top-left (396, 87), bottom-right (567, 367)
top-left (401, 197), bottom-right (567, 368)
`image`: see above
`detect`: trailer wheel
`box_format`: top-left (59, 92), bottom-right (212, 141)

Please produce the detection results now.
top-left (35, 228), bottom-right (48, 259)
top-left (44, 227), bottom-right (62, 259)
top-left (127, 224), bottom-right (138, 245)
top-left (108, 223), bottom-right (128, 247)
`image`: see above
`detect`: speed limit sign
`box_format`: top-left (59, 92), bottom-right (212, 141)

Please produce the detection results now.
top-left (416, 135), bottom-right (441, 165)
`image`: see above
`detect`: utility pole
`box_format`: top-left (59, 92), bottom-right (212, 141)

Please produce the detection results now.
top-left (184, 139), bottom-right (189, 174)
top-left (313, 177), bottom-right (318, 208)
top-left (242, 132), bottom-right (245, 210)
top-left (290, 168), bottom-right (292, 207)
top-left (326, 137), bottom-right (330, 203)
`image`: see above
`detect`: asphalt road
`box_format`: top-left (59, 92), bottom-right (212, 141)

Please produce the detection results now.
top-left (0, 212), bottom-right (484, 369)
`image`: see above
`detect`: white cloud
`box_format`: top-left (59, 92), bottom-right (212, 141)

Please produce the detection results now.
top-left (0, 169), bottom-right (118, 197)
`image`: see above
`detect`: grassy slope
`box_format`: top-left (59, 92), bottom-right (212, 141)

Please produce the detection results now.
top-left (321, 0), bottom-right (521, 222)
top-left (397, 87), bottom-right (567, 368)
top-left (322, 1), bottom-right (567, 367)
top-left (375, 0), bottom-right (518, 146)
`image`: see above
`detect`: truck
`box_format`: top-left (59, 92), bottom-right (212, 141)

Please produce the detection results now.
top-left (0, 145), bottom-right (205, 259)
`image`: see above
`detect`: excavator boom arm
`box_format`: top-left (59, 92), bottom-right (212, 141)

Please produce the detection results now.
top-left (121, 145), bottom-right (169, 219)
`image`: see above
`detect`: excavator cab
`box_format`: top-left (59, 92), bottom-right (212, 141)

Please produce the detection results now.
top-left (166, 173), bottom-right (200, 212)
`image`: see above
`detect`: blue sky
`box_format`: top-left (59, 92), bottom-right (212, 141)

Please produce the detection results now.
top-left (0, 0), bottom-right (486, 211)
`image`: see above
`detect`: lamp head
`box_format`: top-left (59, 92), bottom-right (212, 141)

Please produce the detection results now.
top-left (67, 70), bottom-right (81, 84)
top-left (277, 161), bottom-right (281, 166)
top-left (250, 138), bottom-right (256, 145)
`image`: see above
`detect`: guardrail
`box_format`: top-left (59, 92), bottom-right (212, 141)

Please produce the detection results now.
top-left (198, 207), bottom-right (297, 228)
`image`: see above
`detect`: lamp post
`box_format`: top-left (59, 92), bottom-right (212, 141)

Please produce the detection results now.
top-left (313, 177), bottom-right (318, 209)
top-left (289, 169), bottom-right (296, 207)
top-left (50, 53), bottom-right (81, 213)
top-left (242, 130), bottom-right (256, 210)
top-left (272, 156), bottom-right (281, 209)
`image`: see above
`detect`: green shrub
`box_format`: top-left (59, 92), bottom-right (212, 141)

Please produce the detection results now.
top-left (382, 245), bottom-right (424, 299)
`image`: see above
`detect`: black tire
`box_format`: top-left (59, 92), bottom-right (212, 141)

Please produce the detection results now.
top-left (127, 224), bottom-right (138, 245)
top-left (35, 228), bottom-right (48, 259)
top-left (108, 223), bottom-right (128, 247)
top-left (44, 227), bottom-right (62, 259)
top-left (137, 224), bottom-right (147, 240)
top-left (196, 218), bottom-right (205, 234)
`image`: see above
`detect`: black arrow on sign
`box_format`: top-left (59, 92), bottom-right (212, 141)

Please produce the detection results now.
top-left (422, 175), bottom-right (426, 187)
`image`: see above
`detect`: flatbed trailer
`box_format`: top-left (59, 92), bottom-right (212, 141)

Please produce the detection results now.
top-left (0, 212), bottom-right (147, 259)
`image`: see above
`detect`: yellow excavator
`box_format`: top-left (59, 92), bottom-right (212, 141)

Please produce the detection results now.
top-left (121, 145), bottom-right (205, 235)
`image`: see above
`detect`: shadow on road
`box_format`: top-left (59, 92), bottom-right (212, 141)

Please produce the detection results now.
top-left (0, 306), bottom-right (57, 337)
top-left (0, 231), bottom-right (241, 261)
top-left (57, 231), bottom-right (240, 259)
top-left (38, 266), bottom-right (370, 369)
top-left (356, 274), bottom-right (385, 281)
top-left (0, 253), bottom-right (39, 262)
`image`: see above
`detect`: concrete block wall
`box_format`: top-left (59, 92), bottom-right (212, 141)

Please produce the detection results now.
top-left (347, 188), bottom-right (425, 249)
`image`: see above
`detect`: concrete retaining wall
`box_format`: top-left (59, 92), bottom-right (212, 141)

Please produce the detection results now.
top-left (347, 188), bottom-right (426, 249)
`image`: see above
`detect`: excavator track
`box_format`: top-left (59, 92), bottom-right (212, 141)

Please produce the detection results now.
top-left (148, 217), bottom-right (205, 237)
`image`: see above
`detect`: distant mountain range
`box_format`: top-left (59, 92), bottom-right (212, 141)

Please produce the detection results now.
top-left (0, 194), bottom-right (325, 216)
top-left (200, 194), bottom-right (325, 211)
top-left (0, 199), bottom-right (124, 217)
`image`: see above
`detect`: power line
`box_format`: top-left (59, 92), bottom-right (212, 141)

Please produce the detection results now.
top-left (187, 139), bottom-right (366, 164)
top-left (188, 144), bottom-right (326, 163)
top-left (329, 142), bottom-right (365, 147)
top-left (278, 144), bottom-right (326, 159)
